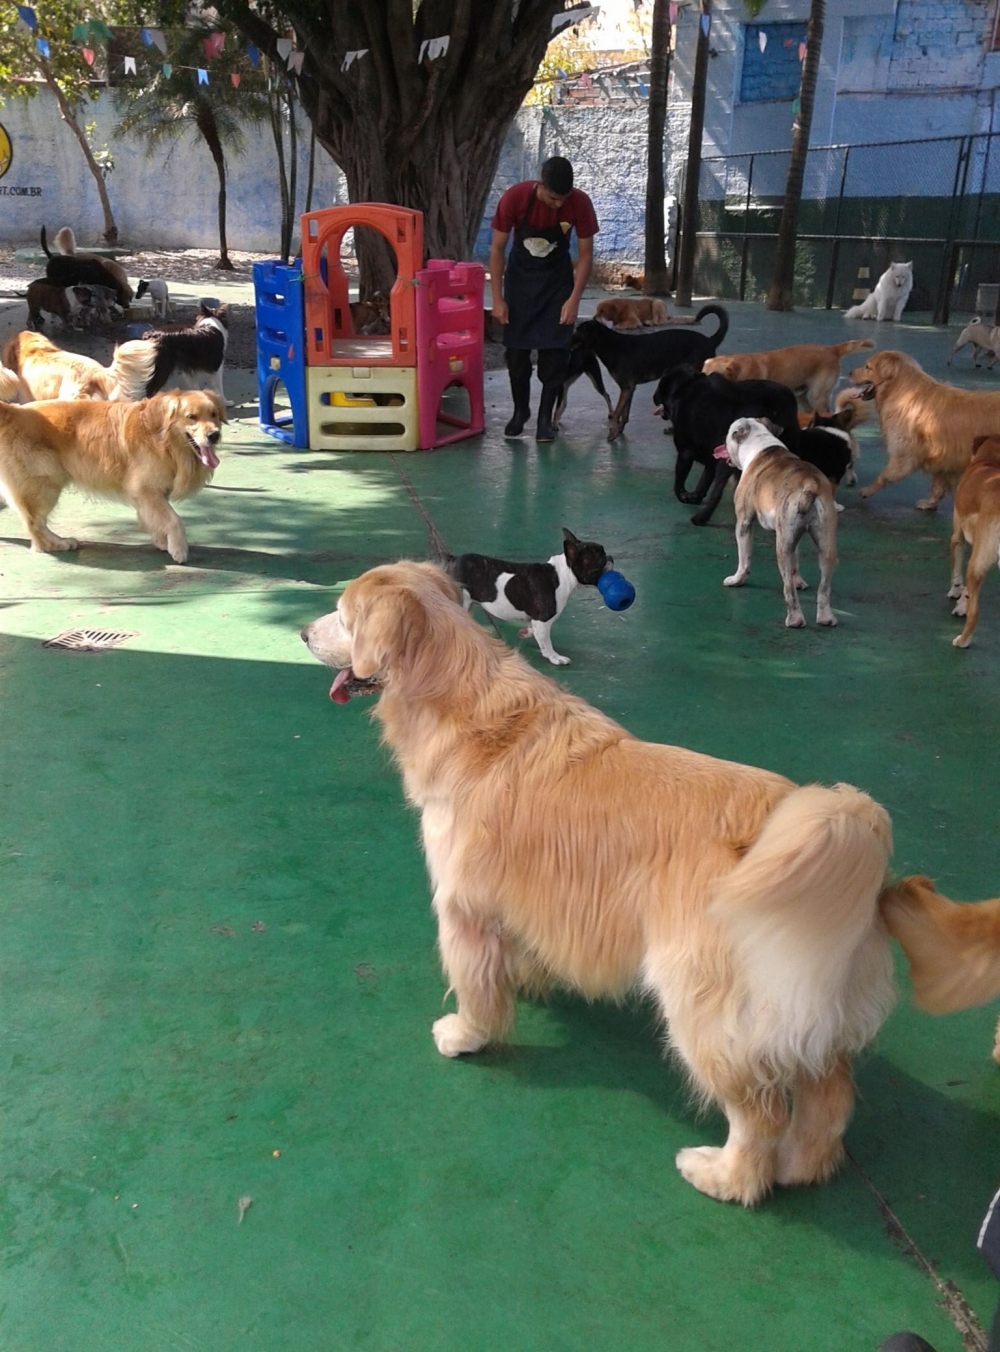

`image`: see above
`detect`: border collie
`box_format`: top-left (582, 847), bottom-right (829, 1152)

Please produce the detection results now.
top-left (144, 303), bottom-right (231, 405)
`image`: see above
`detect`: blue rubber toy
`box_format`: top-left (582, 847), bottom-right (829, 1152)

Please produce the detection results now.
top-left (597, 569), bottom-right (636, 612)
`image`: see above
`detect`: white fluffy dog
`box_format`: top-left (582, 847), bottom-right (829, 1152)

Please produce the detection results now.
top-left (845, 262), bottom-right (914, 322)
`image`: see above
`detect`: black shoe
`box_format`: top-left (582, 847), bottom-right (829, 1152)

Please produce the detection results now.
top-left (536, 417), bottom-right (557, 443)
top-left (536, 383), bottom-right (560, 442)
top-left (504, 407), bottom-right (530, 437)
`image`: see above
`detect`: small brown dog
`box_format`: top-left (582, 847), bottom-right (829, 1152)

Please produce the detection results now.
top-left (0, 389), bottom-right (224, 562)
top-left (594, 297), bottom-right (671, 329)
top-left (721, 417), bottom-right (838, 628)
top-left (705, 340), bottom-right (875, 415)
top-left (947, 433), bottom-right (1000, 648)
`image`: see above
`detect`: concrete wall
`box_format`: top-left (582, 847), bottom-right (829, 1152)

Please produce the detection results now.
top-left (0, 90), bottom-right (347, 251)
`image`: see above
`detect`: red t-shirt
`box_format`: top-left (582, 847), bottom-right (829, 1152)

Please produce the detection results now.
top-left (491, 181), bottom-right (599, 240)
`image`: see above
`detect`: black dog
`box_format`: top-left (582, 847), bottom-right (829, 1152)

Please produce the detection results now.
top-left (143, 303), bottom-right (230, 403)
top-left (654, 367), bottom-right (800, 525)
top-left (39, 226), bottom-right (131, 310)
top-left (571, 304), bottom-right (729, 441)
top-left (797, 409), bottom-right (857, 487)
top-left (553, 346), bottom-right (613, 431)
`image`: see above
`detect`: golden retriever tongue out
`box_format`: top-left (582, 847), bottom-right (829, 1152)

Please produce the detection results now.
top-left (330, 668), bottom-right (354, 703)
top-left (194, 442), bottom-right (219, 469)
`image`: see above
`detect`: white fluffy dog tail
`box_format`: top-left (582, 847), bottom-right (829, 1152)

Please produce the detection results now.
top-left (844, 298), bottom-right (873, 321)
top-left (108, 339), bottom-right (158, 401)
top-left (0, 363), bottom-right (19, 403)
top-left (711, 784), bottom-right (895, 1080)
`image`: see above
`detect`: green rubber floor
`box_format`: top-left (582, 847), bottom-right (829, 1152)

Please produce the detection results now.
top-left (1, 302), bottom-right (998, 1352)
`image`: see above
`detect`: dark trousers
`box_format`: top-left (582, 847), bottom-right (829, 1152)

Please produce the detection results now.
top-left (505, 347), bottom-right (571, 407)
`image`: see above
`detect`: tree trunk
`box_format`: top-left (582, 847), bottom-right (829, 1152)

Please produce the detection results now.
top-left (287, 86), bottom-right (299, 259)
top-left (268, 83), bottom-right (292, 261)
top-left (40, 61), bottom-right (118, 243)
top-left (305, 124), bottom-right (317, 214)
top-left (643, 0), bottom-right (672, 295)
top-left (766, 0), bottom-right (825, 311)
top-left (675, 0), bottom-right (711, 307)
top-left (197, 108), bottom-right (234, 270)
top-left (221, 0), bottom-right (569, 298)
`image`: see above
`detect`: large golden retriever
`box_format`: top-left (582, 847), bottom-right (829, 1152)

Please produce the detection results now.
top-left (705, 339), bottom-right (874, 414)
top-left (947, 433), bottom-right (1000, 648)
top-left (850, 349), bottom-right (1000, 509)
top-left (2, 330), bottom-right (156, 403)
top-left (0, 389), bottom-right (224, 562)
top-left (302, 561), bottom-right (999, 1206)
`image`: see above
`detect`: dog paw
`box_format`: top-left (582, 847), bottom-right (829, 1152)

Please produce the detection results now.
top-left (723, 573), bottom-right (746, 587)
top-left (858, 486), bottom-right (875, 499)
top-left (519, 626), bottom-right (532, 639)
top-left (794, 576), bottom-right (809, 590)
top-left (952, 595), bottom-right (968, 617)
top-left (817, 610), bottom-right (838, 627)
top-left (676, 1146), bottom-right (765, 1206)
top-left (168, 544), bottom-right (189, 564)
top-left (947, 584), bottom-right (964, 601)
top-left (834, 502), bottom-right (845, 514)
top-left (546, 654), bottom-right (571, 666)
top-left (952, 633), bottom-right (972, 648)
top-left (785, 612), bottom-right (807, 628)
top-left (677, 492), bottom-right (700, 505)
top-left (432, 1014), bottom-right (487, 1058)
top-left (914, 498), bottom-right (939, 512)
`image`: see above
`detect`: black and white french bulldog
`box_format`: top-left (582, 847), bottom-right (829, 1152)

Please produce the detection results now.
top-left (446, 528), bottom-right (611, 666)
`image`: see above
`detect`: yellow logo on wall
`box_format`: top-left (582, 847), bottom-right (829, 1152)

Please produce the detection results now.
top-left (0, 123), bottom-right (11, 181)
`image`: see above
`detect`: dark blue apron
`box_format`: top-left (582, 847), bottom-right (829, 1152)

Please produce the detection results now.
top-left (503, 185), bottom-right (575, 351)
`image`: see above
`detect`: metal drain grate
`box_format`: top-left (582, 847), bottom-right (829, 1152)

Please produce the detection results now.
top-left (43, 629), bottom-right (138, 652)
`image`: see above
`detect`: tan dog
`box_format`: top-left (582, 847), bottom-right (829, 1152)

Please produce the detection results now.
top-left (880, 875), bottom-right (1000, 1062)
top-left (947, 317), bottom-right (1000, 369)
top-left (298, 560), bottom-right (995, 1207)
top-left (0, 364), bottom-right (18, 402)
top-left (2, 330), bottom-right (156, 402)
top-left (705, 340), bottom-right (874, 415)
top-left (0, 389), bottom-right (224, 562)
top-left (721, 417), bottom-right (838, 628)
top-left (850, 350), bottom-right (1000, 510)
top-left (53, 226), bottom-right (134, 304)
top-left (594, 297), bottom-right (672, 329)
top-left (946, 434), bottom-right (1000, 647)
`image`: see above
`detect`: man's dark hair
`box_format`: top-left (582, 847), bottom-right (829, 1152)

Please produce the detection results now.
top-left (540, 156), bottom-right (573, 195)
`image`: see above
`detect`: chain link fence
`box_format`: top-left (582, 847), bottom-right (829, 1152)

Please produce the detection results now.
top-left (694, 133), bottom-right (1000, 321)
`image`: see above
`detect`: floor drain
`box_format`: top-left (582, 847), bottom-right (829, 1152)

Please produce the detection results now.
top-left (43, 629), bottom-right (138, 651)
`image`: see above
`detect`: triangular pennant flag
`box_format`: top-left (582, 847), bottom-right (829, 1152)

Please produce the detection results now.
top-left (288, 50), bottom-right (304, 73)
top-left (162, 62), bottom-right (172, 77)
top-left (35, 36), bottom-right (49, 58)
top-left (668, 2), bottom-right (678, 20)
top-left (784, 37), bottom-right (794, 47)
top-left (792, 96), bottom-right (801, 116)
top-left (638, 78), bottom-right (648, 96)
top-left (758, 30), bottom-right (767, 53)
top-left (341, 48), bottom-right (368, 72)
top-left (551, 5), bottom-right (594, 34)
top-left (580, 71), bottom-right (590, 88)
top-left (72, 22), bottom-right (89, 41)
top-left (418, 35), bottom-right (450, 62)
top-left (123, 55), bottom-right (136, 75)
top-left (150, 29), bottom-right (167, 55)
top-left (90, 20), bottom-right (112, 40)
top-left (16, 6), bottom-right (37, 31)
top-left (700, 12), bottom-right (710, 37)
top-left (276, 37), bottom-right (293, 60)
top-left (141, 28), bottom-right (154, 46)
top-left (82, 47), bottom-right (95, 65)
top-left (197, 67), bottom-right (209, 84)
top-left (231, 72), bottom-right (240, 87)
top-left (204, 31), bottom-right (224, 59)
top-left (247, 44), bottom-right (259, 68)
top-left (798, 41), bottom-right (807, 61)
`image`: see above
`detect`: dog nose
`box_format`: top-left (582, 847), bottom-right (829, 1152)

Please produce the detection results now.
top-left (207, 430), bottom-right (221, 444)
top-left (300, 624), bottom-right (312, 643)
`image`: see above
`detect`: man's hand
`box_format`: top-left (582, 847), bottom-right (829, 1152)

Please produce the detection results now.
top-left (492, 298), bottom-right (509, 325)
top-left (560, 297), bottom-right (580, 327)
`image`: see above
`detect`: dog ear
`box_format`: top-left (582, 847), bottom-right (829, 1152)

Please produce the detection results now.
top-left (973, 434), bottom-right (994, 456)
top-left (349, 585), bottom-right (429, 683)
top-left (562, 527), bottom-right (580, 546)
top-left (209, 390), bottom-right (228, 424)
top-left (759, 417), bottom-right (783, 437)
top-left (401, 560), bottom-right (461, 605)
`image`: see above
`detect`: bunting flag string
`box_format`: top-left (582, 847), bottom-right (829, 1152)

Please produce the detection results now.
top-left (417, 35), bottom-right (450, 63)
top-left (35, 36), bottom-right (49, 57)
top-left (123, 54), bottom-right (136, 74)
top-left (16, 5), bottom-right (37, 31)
top-left (340, 48), bottom-right (367, 72)
top-left (758, 30), bottom-right (767, 53)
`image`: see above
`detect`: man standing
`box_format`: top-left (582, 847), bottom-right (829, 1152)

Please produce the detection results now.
top-left (489, 156), bottom-right (598, 442)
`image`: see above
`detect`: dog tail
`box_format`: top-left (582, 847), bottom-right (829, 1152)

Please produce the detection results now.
top-left (39, 224), bottom-right (52, 259)
top-left (796, 487), bottom-right (817, 515)
top-left (2, 335), bottom-right (21, 374)
top-left (843, 300), bottom-right (872, 320)
top-left (879, 875), bottom-right (1000, 1014)
top-left (711, 783), bottom-right (895, 1076)
top-left (833, 338), bottom-right (875, 357)
top-left (108, 338), bottom-right (159, 402)
top-left (693, 303), bottom-right (729, 352)
top-left (0, 364), bottom-right (19, 402)
top-left (54, 226), bottom-right (76, 255)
